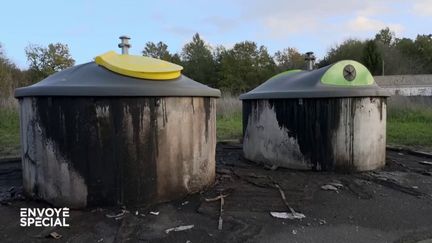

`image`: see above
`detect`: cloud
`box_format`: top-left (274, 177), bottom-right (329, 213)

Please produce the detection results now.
top-left (163, 26), bottom-right (197, 37)
top-left (227, 0), bottom-right (408, 41)
top-left (203, 16), bottom-right (238, 33)
top-left (347, 16), bottom-right (404, 35)
top-left (413, 0), bottom-right (432, 16)
top-left (261, 15), bottom-right (318, 38)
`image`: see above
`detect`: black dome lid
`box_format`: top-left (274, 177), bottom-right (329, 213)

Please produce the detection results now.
top-left (15, 62), bottom-right (221, 98)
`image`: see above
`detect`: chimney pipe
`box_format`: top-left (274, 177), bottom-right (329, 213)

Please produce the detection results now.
top-left (118, 35), bottom-right (131, 55)
top-left (305, 52), bottom-right (316, 71)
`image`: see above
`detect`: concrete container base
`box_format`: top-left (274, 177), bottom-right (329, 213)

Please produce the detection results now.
top-left (242, 97), bottom-right (386, 172)
top-left (19, 97), bottom-right (216, 208)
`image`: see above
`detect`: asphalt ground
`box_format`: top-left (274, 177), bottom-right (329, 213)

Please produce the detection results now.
top-left (0, 143), bottom-right (432, 243)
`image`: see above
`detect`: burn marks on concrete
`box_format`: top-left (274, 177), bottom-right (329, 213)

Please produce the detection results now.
top-left (242, 98), bottom-right (387, 171)
top-left (19, 96), bottom-right (217, 208)
top-left (270, 98), bottom-right (343, 171)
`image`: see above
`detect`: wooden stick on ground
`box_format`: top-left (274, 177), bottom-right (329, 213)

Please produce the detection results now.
top-left (268, 176), bottom-right (305, 219)
top-left (218, 194), bottom-right (224, 230)
top-left (274, 183), bottom-right (297, 215)
top-left (205, 193), bottom-right (229, 230)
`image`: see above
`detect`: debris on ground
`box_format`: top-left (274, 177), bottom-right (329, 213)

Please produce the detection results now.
top-left (272, 179), bottom-right (305, 220)
top-left (2, 144), bottom-right (432, 242)
top-left (205, 192), bottom-right (230, 230)
top-left (105, 209), bottom-right (128, 219)
top-left (419, 161), bottom-right (432, 166)
top-left (319, 219), bottom-right (327, 225)
top-left (0, 185), bottom-right (24, 203)
top-left (218, 196), bottom-right (224, 230)
top-left (361, 172), bottom-right (427, 198)
top-left (47, 232), bottom-right (62, 239)
top-left (264, 164), bottom-right (278, 170)
top-left (181, 201), bottom-right (189, 206)
top-left (165, 225), bottom-right (194, 234)
top-left (270, 212), bottom-right (306, 219)
top-left (149, 211), bottom-right (160, 216)
top-left (321, 184), bottom-right (339, 191)
top-left (328, 181), bottom-right (344, 188)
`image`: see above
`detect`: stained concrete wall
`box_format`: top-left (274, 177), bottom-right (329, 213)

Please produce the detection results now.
top-left (19, 97), bottom-right (216, 208)
top-left (243, 98), bottom-right (386, 172)
top-left (375, 75), bottom-right (432, 96)
top-left (375, 75), bottom-right (432, 86)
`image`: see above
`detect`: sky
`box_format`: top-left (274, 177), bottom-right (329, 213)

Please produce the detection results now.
top-left (1, 0), bottom-right (431, 69)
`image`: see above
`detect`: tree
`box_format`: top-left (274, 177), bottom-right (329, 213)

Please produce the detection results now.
top-left (392, 38), bottom-right (422, 74)
top-left (170, 53), bottom-right (182, 65)
top-left (217, 41), bottom-right (277, 93)
top-left (257, 46), bottom-right (278, 82)
top-left (362, 40), bottom-right (382, 75)
top-left (25, 43), bottom-right (75, 83)
top-left (181, 33), bottom-right (217, 86)
top-left (0, 44), bottom-right (26, 99)
top-left (274, 47), bottom-right (305, 71)
top-left (142, 41), bottom-right (172, 61)
top-left (318, 39), bottom-right (365, 67)
top-left (375, 27), bottom-right (395, 46)
top-left (413, 34), bottom-right (432, 73)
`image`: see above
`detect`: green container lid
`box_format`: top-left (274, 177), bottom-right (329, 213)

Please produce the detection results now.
top-left (240, 60), bottom-right (389, 100)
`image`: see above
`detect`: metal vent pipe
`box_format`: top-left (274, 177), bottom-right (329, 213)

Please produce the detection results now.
top-left (118, 35), bottom-right (131, 55)
top-left (305, 52), bottom-right (316, 71)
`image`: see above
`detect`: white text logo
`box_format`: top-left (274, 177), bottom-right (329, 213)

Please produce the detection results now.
top-left (20, 208), bottom-right (70, 227)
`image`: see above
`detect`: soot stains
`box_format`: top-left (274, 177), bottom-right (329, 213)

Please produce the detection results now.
top-left (203, 97), bottom-right (212, 139)
top-left (243, 98), bottom-right (356, 171)
top-left (242, 101), bottom-right (252, 137)
top-left (34, 97), bottom-right (160, 206)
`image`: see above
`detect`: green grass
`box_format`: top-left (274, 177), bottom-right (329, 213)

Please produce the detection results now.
top-left (0, 105), bottom-right (431, 157)
top-left (216, 112), bottom-right (243, 140)
top-left (0, 108), bottom-right (20, 157)
top-left (215, 106), bottom-right (432, 151)
top-left (387, 107), bottom-right (432, 150)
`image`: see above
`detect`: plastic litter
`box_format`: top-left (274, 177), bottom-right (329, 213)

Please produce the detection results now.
top-left (165, 225), bottom-right (194, 234)
top-left (270, 212), bottom-right (306, 219)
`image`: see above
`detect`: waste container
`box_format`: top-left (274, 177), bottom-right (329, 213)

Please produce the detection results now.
top-left (15, 37), bottom-right (221, 208)
top-left (240, 60), bottom-right (389, 171)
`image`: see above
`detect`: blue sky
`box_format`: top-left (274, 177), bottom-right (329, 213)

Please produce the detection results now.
top-left (1, 0), bottom-right (431, 69)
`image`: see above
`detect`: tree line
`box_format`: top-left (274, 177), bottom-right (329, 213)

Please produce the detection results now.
top-left (1, 27), bottom-right (432, 98)
top-left (319, 28), bottom-right (432, 76)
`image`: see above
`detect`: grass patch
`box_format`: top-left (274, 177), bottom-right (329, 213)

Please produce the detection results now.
top-left (0, 108), bottom-right (20, 157)
top-left (216, 112), bottom-right (242, 140)
top-left (1, 100), bottom-right (431, 157)
top-left (387, 107), bottom-right (432, 150)
top-left (215, 102), bottom-right (432, 151)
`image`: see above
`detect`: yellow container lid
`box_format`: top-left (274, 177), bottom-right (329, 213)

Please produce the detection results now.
top-left (95, 51), bottom-right (183, 80)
